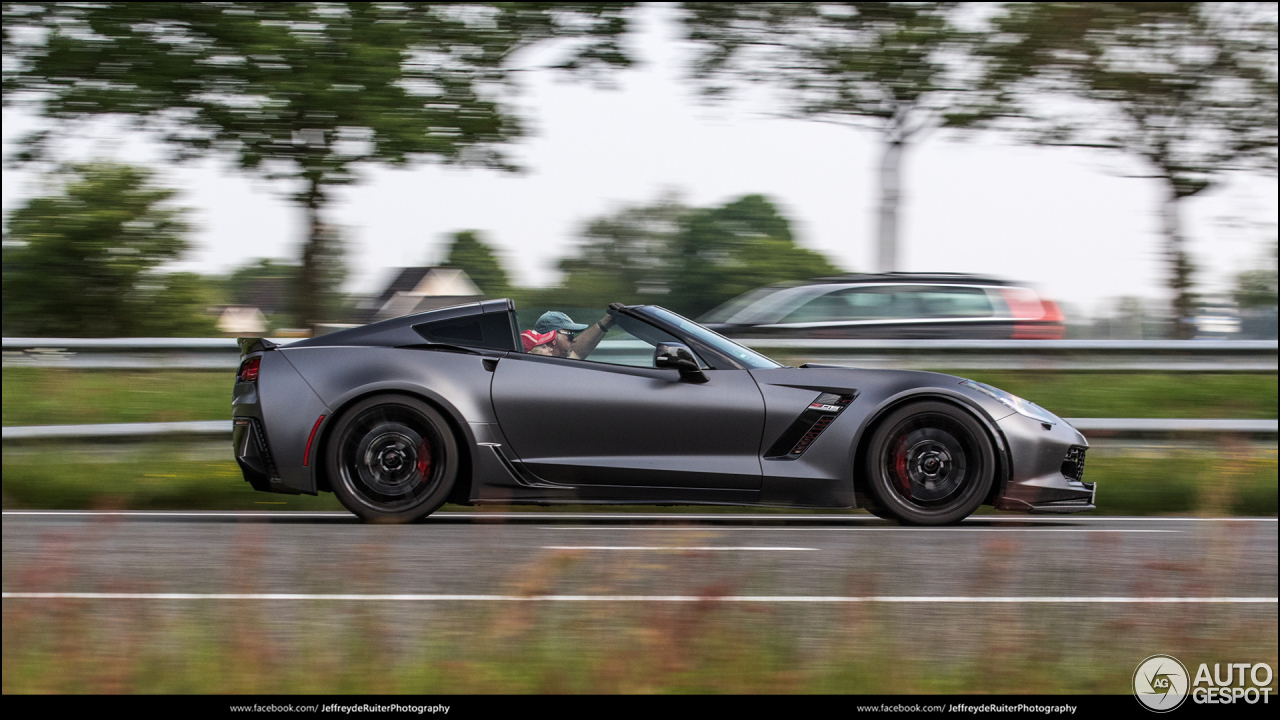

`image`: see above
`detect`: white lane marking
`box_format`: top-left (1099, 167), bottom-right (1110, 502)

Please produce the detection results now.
top-left (541, 546), bottom-right (816, 551)
top-left (2, 592), bottom-right (1275, 604)
top-left (536, 527), bottom-right (1180, 533)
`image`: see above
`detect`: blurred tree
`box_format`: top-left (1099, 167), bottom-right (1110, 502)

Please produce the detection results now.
top-left (964, 3), bottom-right (1278, 338)
top-left (3, 2), bottom-right (636, 326)
top-left (299, 222), bottom-right (349, 325)
top-left (226, 259), bottom-right (299, 311)
top-left (129, 272), bottom-right (221, 337)
top-left (1, 162), bottom-right (215, 336)
top-left (670, 194), bottom-right (841, 317)
top-left (551, 195), bottom-right (688, 308)
top-left (445, 230), bottom-right (511, 298)
top-left (539, 193), bottom-right (841, 317)
top-left (678, 2), bottom-right (969, 272)
top-left (1234, 240), bottom-right (1278, 309)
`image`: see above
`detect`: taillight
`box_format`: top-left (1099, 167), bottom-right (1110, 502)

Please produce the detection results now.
top-left (238, 356), bottom-right (261, 383)
top-left (1032, 300), bottom-right (1067, 339)
top-left (1000, 288), bottom-right (1045, 321)
top-left (1040, 299), bottom-right (1065, 325)
top-left (1003, 288), bottom-right (1064, 339)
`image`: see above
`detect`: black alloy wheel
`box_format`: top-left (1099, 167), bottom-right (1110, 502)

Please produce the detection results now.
top-left (326, 395), bottom-right (458, 523)
top-left (864, 401), bottom-right (995, 525)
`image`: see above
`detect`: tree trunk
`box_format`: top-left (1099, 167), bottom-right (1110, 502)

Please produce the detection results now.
top-left (877, 137), bottom-right (905, 273)
top-left (297, 180), bottom-right (325, 330)
top-left (1159, 182), bottom-right (1196, 340)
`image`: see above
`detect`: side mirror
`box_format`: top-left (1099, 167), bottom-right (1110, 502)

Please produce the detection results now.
top-left (655, 342), bottom-right (708, 383)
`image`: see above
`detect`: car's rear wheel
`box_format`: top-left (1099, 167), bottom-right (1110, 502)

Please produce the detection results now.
top-left (327, 395), bottom-right (458, 523)
top-left (864, 401), bottom-right (995, 525)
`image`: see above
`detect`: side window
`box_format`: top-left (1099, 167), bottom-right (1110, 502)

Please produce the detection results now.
top-left (840, 287), bottom-right (901, 319)
top-left (413, 312), bottom-right (517, 351)
top-left (780, 287), bottom-right (902, 322)
top-left (779, 292), bottom-right (849, 323)
top-left (584, 315), bottom-right (687, 368)
top-left (912, 287), bottom-right (995, 318)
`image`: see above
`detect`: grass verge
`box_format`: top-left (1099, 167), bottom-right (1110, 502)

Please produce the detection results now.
top-left (3, 442), bottom-right (1274, 516)
top-left (946, 370), bottom-right (1277, 420)
top-left (3, 566), bottom-right (1275, 693)
top-left (3, 368), bottom-right (1276, 427)
top-left (3, 369), bottom-right (232, 427)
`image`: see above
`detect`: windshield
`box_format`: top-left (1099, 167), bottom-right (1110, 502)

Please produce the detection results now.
top-left (641, 306), bottom-right (782, 369)
top-left (718, 284), bottom-right (829, 324)
top-left (699, 285), bottom-right (790, 323)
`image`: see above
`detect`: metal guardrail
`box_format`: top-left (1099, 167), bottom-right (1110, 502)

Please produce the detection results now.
top-left (3, 337), bottom-right (293, 370)
top-left (3, 419), bottom-right (1276, 442)
top-left (751, 339), bottom-right (1279, 371)
top-left (2, 421), bottom-right (232, 440)
top-left (4, 338), bottom-right (1277, 371)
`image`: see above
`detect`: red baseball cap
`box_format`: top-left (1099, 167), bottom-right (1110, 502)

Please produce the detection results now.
top-left (520, 329), bottom-right (557, 352)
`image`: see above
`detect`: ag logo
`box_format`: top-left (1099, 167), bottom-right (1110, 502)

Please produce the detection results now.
top-left (1134, 654), bottom-right (1190, 712)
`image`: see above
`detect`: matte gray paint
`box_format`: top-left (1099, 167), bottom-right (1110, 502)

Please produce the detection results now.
top-left (234, 300), bottom-right (1096, 516)
top-left (491, 354), bottom-right (766, 490)
top-left (997, 413), bottom-right (1093, 509)
top-left (255, 351), bottom-right (328, 494)
top-left (750, 368), bottom-right (1015, 508)
top-left (281, 347), bottom-right (498, 425)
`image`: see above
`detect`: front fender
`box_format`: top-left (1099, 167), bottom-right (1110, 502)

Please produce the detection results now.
top-left (848, 383), bottom-right (1016, 506)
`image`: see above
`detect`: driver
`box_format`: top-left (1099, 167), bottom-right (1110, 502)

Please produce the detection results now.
top-left (521, 310), bottom-right (618, 360)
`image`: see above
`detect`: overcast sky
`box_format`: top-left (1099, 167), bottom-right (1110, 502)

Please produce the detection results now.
top-left (2, 5), bottom-right (1276, 319)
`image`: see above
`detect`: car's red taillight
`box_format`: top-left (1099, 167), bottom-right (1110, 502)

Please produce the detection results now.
top-left (1003, 289), bottom-right (1065, 339)
top-left (238, 356), bottom-right (261, 383)
top-left (1040, 299), bottom-right (1065, 325)
top-left (1001, 288), bottom-right (1046, 322)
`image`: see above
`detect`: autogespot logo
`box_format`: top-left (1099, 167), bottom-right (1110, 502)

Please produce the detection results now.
top-left (1134, 654), bottom-right (1190, 712)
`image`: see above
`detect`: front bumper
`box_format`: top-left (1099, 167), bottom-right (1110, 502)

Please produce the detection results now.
top-left (994, 413), bottom-right (1095, 513)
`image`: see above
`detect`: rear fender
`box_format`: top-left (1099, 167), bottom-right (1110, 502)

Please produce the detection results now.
top-left (255, 351), bottom-right (328, 494)
top-left (304, 380), bottom-right (478, 498)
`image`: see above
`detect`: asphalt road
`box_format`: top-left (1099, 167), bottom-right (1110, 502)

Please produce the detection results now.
top-left (3, 511), bottom-right (1276, 601)
top-left (5, 510), bottom-right (1277, 691)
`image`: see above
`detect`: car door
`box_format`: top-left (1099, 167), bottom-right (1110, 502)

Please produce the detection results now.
top-left (490, 317), bottom-right (766, 490)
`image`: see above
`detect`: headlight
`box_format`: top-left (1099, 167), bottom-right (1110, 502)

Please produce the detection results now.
top-left (959, 379), bottom-right (1060, 425)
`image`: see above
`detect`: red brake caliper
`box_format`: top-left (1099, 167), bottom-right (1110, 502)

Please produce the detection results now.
top-left (892, 436), bottom-right (912, 499)
top-left (416, 439), bottom-right (432, 483)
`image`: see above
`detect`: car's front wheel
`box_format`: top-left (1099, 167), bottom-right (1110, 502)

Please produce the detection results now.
top-left (326, 395), bottom-right (458, 523)
top-left (864, 401), bottom-right (995, 525)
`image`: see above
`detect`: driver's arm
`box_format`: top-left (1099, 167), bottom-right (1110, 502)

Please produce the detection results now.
top-left (568, 312), bottom-right (618, 360)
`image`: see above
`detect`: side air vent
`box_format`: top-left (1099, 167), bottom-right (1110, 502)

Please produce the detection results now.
top-left (765, 392), bottom-right (857, 459)
top-left (235, 416), bottom-right (279, 479)
top-left (1061, 446), bottom-right (1087, 482)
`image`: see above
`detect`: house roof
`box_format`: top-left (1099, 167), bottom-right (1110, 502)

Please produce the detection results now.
top-left (366, 267), bottom-right (483, 322)
top-left (217, 306), bottom-right (267, 334)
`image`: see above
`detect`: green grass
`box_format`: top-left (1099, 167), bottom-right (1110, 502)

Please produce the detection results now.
top-left (944, 370), bottom-right (1277, 420)
top-left (2, 369), bottom-right (234, 426)
top-left (1, 447), bottom-right (345, 511)
top-left (1085, 449), bottom-right (1277, 516)
top-left (2, 369), bottom-right (1276, 428)
top-left (4, 443), bottom-right (1274, 515)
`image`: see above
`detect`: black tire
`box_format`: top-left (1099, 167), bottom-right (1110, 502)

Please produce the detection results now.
top-left (326, 394), bottom-right (458, 523)
top-left (861, 500), bottom-right (897, 521)
top-left (864, 401), bottom-right (995, 525)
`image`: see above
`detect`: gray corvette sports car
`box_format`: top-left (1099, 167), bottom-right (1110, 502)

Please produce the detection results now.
top-left (233, 299), bottom-right (1094, 524)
